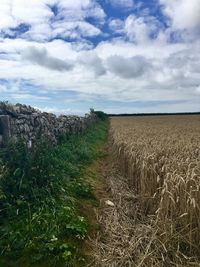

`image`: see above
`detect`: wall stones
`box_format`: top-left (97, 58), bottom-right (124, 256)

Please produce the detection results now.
top-left (0, 103), bottom-right (97, 147)
top-left (0, 115), bottom-right (10, 145)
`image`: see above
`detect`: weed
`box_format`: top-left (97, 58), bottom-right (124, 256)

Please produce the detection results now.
top-left (0, 120), bottom-right (108, 266)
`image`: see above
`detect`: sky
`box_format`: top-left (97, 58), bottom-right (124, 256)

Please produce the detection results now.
top-left (0, 0), bottom-right (200, 115)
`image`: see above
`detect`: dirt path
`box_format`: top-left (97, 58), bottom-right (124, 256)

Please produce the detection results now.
top-left (84, 145), bottom-right (158, 267)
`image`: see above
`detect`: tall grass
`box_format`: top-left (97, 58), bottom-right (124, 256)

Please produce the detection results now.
top-left (0, 120), bottom-right (108, 266)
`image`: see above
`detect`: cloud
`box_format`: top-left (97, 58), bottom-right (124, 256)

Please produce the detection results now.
top-left (21, 46), bottom-right (74, 71)
top-left (78, 51), bottom-right (106, 76)
top-left (12, 0), bottom-right (53, 25)
top-left (0, 0), bottom-right (105, 41)
top-left (0, 0), bottom-right (200, 114)
top-left (1, 36), bottom-right (200, 107)
top-left (0, 84), bottom-right (8, 92)
top-left (52, 20), bottom-right (101, 40)
top-left (107, 55), bottom-right (150, 79)
top-left (108, 19), bottom-right (124, 34)
top-left (34, 106), bottom-right (73, 115)
top-left (10, 93), bottom-right (50, 101)
top-left (125, 15), bottom-right (161, 43)
top-left (196, 86), bottom-right (200, 94)
top-left (159, 0), bottom-right (200, 30)
top-left (0, 0), bottom-right (18, 29)
top-left (159, 0), bottom-right (200, 42)
top-left (56, 0), bottom-right (105, 22)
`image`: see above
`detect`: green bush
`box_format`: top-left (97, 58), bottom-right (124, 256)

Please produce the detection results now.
top-left (90, 108), bottom-right (108, 121)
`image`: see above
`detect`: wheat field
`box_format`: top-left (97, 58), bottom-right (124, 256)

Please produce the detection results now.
top-left (109, 115), bottom-right (200, 265)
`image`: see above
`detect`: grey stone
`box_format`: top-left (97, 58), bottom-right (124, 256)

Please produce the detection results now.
top-left (0, 103), bottom-right (97, 146)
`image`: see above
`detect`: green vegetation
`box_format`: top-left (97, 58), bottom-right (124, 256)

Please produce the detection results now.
top-left (0, 120), bottom-right (108, 267)
top-left (90, 109), bottom-right (108, 121)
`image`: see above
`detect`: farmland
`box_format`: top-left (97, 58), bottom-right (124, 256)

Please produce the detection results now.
top-left (0, 113), bottom-right (200, 267)
top-left (106, 115), bottom-right (200, 266)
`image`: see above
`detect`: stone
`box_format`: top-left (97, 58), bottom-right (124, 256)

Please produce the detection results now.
top-left (0, 103), bottom-right (97, 146)
top-left (105, 200), bottom-right (115, 207)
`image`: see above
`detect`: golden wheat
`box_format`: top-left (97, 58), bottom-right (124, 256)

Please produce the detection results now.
top-left (110, 115), bottom-right (200, 264)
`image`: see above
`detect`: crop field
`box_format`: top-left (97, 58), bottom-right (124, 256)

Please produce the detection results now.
top-left (109, 115), bottom-right (200, 266)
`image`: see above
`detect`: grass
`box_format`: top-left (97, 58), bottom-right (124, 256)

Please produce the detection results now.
top-left (0, 120), bottom-right (108, 267)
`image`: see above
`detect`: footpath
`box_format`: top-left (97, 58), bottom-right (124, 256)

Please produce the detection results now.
top-left (83, 144), bottom-right (145, 267)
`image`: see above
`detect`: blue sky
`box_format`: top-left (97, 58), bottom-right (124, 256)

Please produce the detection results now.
top-left (0, 0), bottom-right (200, 115)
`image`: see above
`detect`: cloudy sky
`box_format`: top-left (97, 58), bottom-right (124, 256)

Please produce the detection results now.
top-left (0, 0), bottom-right (200, 114)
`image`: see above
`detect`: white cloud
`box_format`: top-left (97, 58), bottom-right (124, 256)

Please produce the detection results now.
top-left (159, 0), bottom-right (200, 42)
top-left (33, 106), bottom-right (83, 116)
top-left (0, 0), bottom-right (105, 41)
top-left (0, 84), bottom-right (8, 93)
top-left (38, 106), bottom-right (70, 114)
top-left (22, 23), bottom-right (52, 42)
top-left (0, 36), bottom-right (200, 111)
top-left (68, 21), bottom-right (101, 37)
top-left (12, 0), bottom-right (53, 25)
top-left (10, 93), bottom-right (50, 101)
top-left (195, 86), bottom-right (200, 94)
top-left (108, 19), bottom-right (124, 34)
top-left (0, 0), bottom-right (199, 113)
top-left (159, 0), bottom-right (200, 30)
top-left (0, 0), bottom-right (17, 29)
top-left (125, 15), bottom-right (161, 43)
top-left (57, 0), bottom-right (105, 21)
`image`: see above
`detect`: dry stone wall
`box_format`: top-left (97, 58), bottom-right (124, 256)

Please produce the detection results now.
top-left (0, 103), bottom-right (97, 147)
